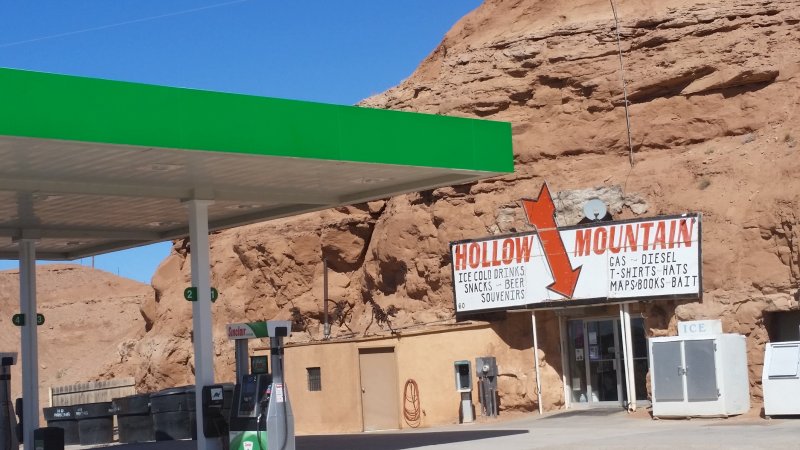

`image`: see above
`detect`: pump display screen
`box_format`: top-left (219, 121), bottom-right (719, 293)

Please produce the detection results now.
top-left (235, 373), bottom-right (273, 420)
top-left (237, 375), bottom-right (258, 418)
top-left (243, 378), bottom-right (256, 396)
top-left (251, 356), bottom-right (268, 374)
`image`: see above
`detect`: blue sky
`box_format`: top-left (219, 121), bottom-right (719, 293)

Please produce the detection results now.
top-left (0, 0), bottom-right (482, 283)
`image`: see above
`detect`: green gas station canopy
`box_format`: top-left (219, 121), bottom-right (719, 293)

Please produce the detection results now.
top-left (0, 68), bottom-right (513, 260)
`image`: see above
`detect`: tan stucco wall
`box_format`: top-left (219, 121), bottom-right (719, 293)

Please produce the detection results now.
top-left (393, 325), bottom-right (530, 429)
top-left (282, 306), bottom-right (675, 435)
top-left (283, 339), bottom-right (362, 434)
top-left (282, 299), bottom-right (786, 435)
top-left (284, 317), bottom-right (540, 434)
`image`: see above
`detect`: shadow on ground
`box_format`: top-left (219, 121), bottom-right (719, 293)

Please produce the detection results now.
top-left (86, 429), bottom-right (528, 450)
top-left (83, 441), bottom-right (196, 450)
top-left (542, 408), bottom-right (623, 419)
top-left (298, 429), bottom-right (529, 450)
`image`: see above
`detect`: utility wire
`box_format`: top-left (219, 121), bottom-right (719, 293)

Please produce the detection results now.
top-left (0, 0), bottom-right (252, 49)
top-left (610, 0), bottom-right (635, 167)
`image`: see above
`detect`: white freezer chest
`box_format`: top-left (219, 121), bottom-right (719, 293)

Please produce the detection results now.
top-left (762, 341), bottom-right (800, 416)
top-left (649, 333), bottom-right (750, 418)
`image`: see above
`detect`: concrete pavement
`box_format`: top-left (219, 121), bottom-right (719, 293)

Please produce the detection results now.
top-left (80, 409), bottom-right (799, 450)
top-left (300, 410), bottom-right (799, 450)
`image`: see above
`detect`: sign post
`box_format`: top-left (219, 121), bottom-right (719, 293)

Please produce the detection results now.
top-left (184, 287), bottom-right (219, 302)
top-left (11, 314), bottom-right (44, 327)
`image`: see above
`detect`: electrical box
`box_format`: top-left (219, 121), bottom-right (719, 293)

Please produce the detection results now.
top-left (649, 333), bottom-right (750, 418)
top-left (762, 341), bottom-right (800, 416)
top-left (454, 361), bottom-right (472, 392)
top-left (475, 356), bottom-right (498, 417)
top-left (475, 357), bottom-right (498, 377)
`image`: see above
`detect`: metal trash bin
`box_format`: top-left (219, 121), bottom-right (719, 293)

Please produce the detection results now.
top-left (34, 427), bottom-right (64, 450)
top-left (150, 386), bottom-right (196, 441)
top-left (113, 393), bottom-right (154, 443)
top-left (74, 402), bottom-right (114, 445)
top-left (42, 406), bottom-right (79, 445)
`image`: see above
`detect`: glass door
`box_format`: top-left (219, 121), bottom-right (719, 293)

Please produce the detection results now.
top-left (567, 318), bottom-right (636, 405)
top-left (566, 319), bottom-right (589, 403)
top-left (586, 319), bottom-right (622, 403)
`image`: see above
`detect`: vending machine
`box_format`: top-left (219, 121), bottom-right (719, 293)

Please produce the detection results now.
top-left (226, 321), bottom-right (295, 450)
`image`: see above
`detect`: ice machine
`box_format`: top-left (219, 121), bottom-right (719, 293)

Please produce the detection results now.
top-left (649, 321), bottom-right (749, 418)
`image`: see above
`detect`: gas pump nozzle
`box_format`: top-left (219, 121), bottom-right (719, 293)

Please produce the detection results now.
top-left (257, 385), bottom-right (271, 425)
top-left (254, 384), bottom-right (271, 450)
top-left (263, 385), bottom-right (272, 406)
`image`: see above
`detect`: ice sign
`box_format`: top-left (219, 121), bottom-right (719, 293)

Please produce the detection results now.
top-left (678, 320), bottom-right (722, 337)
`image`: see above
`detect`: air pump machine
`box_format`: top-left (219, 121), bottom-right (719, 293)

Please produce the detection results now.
top-left (226, 321), bottom-right (295, 450)
top-left (0, 353), bottom-right (19, 450)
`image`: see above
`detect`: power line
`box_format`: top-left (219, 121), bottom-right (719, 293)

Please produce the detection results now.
top-left (0, 0), bottom-right (252, 49)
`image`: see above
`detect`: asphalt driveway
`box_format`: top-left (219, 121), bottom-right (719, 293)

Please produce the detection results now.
top-left (78, 409), bottom-right (799, 450)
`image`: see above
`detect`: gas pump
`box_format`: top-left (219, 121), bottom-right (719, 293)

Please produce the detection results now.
top-left (0, 353), bottom-right (19, 450)
top-left (226, 321), bottom-right (295, 450)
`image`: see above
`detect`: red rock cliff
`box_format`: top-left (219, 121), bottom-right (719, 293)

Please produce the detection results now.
top-left (107, 0), bottom-right (800, 407)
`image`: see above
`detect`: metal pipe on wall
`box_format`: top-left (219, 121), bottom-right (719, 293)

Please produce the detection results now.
top-left (323, 258), bottom-right (330, 339)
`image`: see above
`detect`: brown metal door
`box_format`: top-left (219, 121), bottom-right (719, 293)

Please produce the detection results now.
top-left (359, 347), bottom-right (399, 431)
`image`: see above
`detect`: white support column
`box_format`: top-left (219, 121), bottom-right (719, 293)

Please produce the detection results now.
top-left (558, 314), bottom-right (570, 410)
top-left (187, 200), bottom-right (221, 450)
top-left (19, 239), bottom-right (39, 450)
top-left (622, 303), bottom-right (637, 412)
top-left (618, 304), bottom-right (630, 409)
top-left (531, 312), bottom-right (543, 415)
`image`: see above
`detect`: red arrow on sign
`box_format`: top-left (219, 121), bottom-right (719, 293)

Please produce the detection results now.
top-left (521, 184), bottom-right (582, 298)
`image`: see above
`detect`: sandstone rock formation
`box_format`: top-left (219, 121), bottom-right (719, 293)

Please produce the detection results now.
top-left (108, 0), bottom-right (800, 410)
top-left (0, 264), bottom-right (152, 407)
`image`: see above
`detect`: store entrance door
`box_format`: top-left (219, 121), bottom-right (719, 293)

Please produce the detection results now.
top-left (566, 317), bottom-right (648, 407)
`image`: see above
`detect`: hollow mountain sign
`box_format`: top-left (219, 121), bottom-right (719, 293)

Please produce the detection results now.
top-left (450, 185), bottom-right (701, 315)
